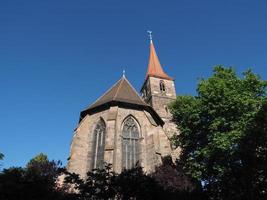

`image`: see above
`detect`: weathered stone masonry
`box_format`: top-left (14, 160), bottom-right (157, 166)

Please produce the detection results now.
top-left (67, 38), bottom-right (179, 177)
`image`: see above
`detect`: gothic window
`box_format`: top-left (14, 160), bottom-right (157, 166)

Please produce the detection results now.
top-left (92, 118), bottom-right (106, 169)
top-left (160, 80), bottom-right (166, 92)
top-left (122, 116), bottom-right (140, 169)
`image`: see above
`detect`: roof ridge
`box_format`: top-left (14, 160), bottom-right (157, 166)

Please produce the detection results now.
top-left (83, 76), bottom-right (149, 112)
top-left (113, 77), bottom-right (125, 100)
top-left (123, 76), bottom-right (148, 105)
top-left (83, 77), bottom-right (123, 111)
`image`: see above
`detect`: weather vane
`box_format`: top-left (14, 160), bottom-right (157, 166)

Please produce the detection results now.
top-left (147, 30), bottom-right (153, 43)
top-left (123, 70), bottom-right (126, 77)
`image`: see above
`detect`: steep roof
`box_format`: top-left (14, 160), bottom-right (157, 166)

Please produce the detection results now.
top-left (146, 41), bottom-right (173, 80)
top-left (85, 76), bottom-right (148, 111)
top-left (80, 76), bottom-right (164, 125)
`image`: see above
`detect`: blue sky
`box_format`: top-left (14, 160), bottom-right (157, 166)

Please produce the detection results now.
top-left (1, 0), bottom-right (267, 168)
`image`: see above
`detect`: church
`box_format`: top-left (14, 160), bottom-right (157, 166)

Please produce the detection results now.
top-left (67, 36), bottom-right (179, 177)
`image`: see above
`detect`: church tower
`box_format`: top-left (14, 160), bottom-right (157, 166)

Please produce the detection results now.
top-left (67, 34), bottom-right (179, 178)
top-left (141, 35), bottom-right (176, 121)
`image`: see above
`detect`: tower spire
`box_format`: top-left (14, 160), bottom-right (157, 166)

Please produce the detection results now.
top-left (147, 30), bottom-right (153, 43)
top-left (145, 33), bottom-right (173, 80)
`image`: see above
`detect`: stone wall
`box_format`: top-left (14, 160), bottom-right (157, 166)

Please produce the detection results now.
top-left (67, 105), bottom-right (173, 177)
top-left (67, 109), bottom-right (109, 178)
top-left (141, 77), bottom-right (176, 120)
top-left (142, 76), bottom-right (181, 160)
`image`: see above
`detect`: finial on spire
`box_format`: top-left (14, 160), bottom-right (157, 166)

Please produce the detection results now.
top-left (122, 70), bottom-right (126, 77)
top-left (147, 30), bottom-right (153, 43)
top-left (145, 32), bottom-right (173, 81)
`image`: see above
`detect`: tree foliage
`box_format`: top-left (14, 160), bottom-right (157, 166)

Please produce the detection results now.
top-left (64, 163), bottom-right (117, 200)
top-left (0, 153), bottom-right (203, 200)
top-left (170, 66), bottom-right (267, 199)
top-left (0, 153), bottom-right (70, 200)
top-left (153, 156), bottom-right (200, 193)
top-left (115, 165), bottom-right (160, 200)
top-left (64, 161), bottom-right (204, 200)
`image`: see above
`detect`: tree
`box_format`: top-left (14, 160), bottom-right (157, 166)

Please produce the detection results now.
top-left (0, 153), bottom-right (70, 200)
top-left (152, 156), bottom-right (206, 200)
top-left (26, 153), bottom-right (49, 167)
top-left (64, 162), bottom-right (206, 200)
top-left (24, 153), bottom-right (64, 199)
top-left (169, 66), bottom-right (267, 199)
top-left (153, 156), bottom-right (200, 192)
top-left (64, 163), bottom-right (117, 200)
top-left (64, 164), bottom-right (162, 200)
top-left (115, 165), bottom-right (161, 200)
top-left (203, 101), bottom-right (267, 200)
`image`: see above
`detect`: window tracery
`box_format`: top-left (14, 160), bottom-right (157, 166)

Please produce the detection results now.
top-left (122, 116), bottom-right (140, 169)
top-left (92, 119), bottom-right (106, 169)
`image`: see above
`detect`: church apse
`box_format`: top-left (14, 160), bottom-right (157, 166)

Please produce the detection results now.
top-left (67, 33), bottom-right (179, 177)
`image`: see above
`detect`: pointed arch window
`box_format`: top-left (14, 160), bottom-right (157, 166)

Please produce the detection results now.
top-left (160, 80), bottom-right (166, 92)
top-left (122, 116), bottom-right (140, 169)
top-left (92, 119), bottom-right (106, 169)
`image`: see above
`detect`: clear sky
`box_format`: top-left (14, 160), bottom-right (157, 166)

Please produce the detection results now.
top-left (1, 0), bottom-right (267, 168)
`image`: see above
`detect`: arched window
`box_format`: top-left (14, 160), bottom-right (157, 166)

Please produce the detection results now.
top-left (160, 80), bottom-right (166, 92)
top-left (92, 118), bottom-right (106, 169)
top-left (122, 116), bottom-right (140, 169)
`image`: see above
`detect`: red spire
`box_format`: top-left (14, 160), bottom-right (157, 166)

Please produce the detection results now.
top-left (146, 40), bottom-right (173, 80)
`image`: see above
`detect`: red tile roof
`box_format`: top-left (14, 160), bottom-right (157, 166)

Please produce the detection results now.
top-left (146, 41), bottom-right (173, 80)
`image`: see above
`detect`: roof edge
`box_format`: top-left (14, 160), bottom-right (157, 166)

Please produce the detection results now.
top-left (80, 101), bottom-right (164, 126)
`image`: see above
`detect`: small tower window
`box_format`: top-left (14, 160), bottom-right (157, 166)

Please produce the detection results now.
top-left (160, 80), bottom-right (166, 92)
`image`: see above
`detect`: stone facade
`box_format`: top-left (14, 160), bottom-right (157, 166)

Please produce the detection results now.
top-left (67, 105), bottom-right (172, 177)
top-left (141, 76), bottom-right (178, 137)
top-left (141, 77), bottom-right (176, 121)
top-left (67, 39), bottom-right (180, 177)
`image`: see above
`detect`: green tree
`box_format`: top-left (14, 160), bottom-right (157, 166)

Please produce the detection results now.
top-left (26, 153), bottom-right (49, 168)
top-left (64, 163), bottom-right (117, 200)
top-left (170, 66), bottom-right (267, 200)
top-left (152, 156), bottom-right (202, 193)
top-left (115, 165), bottom-right (160, 200)
top-left (64, 162), bottom-right (206, 200)
top-left (0, 153), bottom-right (71, 200)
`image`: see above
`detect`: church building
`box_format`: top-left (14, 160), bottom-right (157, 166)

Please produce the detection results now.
top-left (67, 36), bottom-right (179, 177)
